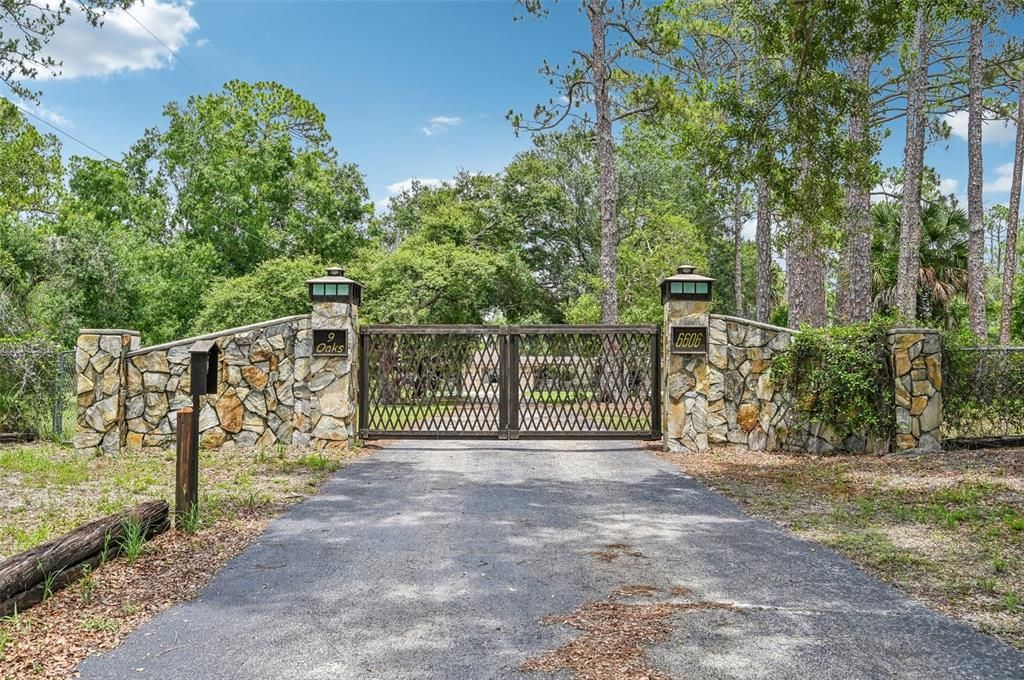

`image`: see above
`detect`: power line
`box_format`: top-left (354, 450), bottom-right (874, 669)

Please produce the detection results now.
top-left (6, 98), bottom-right (115, 161)
top-left (119, 6), bottom-right (311, 148)
top-left (122, 7), bottom-right (217, 91)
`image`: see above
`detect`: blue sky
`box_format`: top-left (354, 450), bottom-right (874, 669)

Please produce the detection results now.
top-left (11, 0), bottom-right (1022, 228)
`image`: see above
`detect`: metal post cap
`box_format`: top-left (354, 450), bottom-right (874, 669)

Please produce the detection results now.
top-left (326, 266), bottom-right (344, 277)
top-left (677, 265), bottom-right (696, 275)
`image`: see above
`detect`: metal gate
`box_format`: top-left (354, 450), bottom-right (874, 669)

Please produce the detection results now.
top-left (358, 325), bottom-right (660, 439)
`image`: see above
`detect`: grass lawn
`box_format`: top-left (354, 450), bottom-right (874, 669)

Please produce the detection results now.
top-left (0, 441), bottom-right (369, 678)
top-left (657, 446), bottom-right (1024, 650)
top-left (365, 404), bottom-right (455, 430)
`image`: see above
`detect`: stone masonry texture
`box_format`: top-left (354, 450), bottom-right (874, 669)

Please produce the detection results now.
top-left (663, 299), bottom-right (710, 453)
top-left (705, 315), bottom-right (872, 453)
top-left (74, 330), bottom-right (141, 455)
top-left (77, 302), bottom-right (358, 454)
top-left (888, 328), bottom-right (942, 451)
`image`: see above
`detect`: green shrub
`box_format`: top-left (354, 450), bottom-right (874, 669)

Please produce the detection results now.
top-left (771, 319), bottom-right (893, 439)
top-left (943, 329), bottom-right (1024, 438)
top-left (191, 255), bottom-right (325, 335)
top-left (0, 337), bottom-right (65, 436)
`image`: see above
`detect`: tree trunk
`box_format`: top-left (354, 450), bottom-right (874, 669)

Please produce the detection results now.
top-left (755, 177), bottom-right (773, 323)
top-left (0, 500), bottom-right (169, 615)
top-left (587, 0), bottom-right (619, 324)
top-left (999, 76), bottom-right (1024, 345)
top-left (787, 221), bottom-right (827, 328)
top-left (843, 47), bottom-right (874, 323)
top-left (966, 18), bottom-right (987, 339)
top-left (788, 155), bottom-right (827, 328)
top-left (733, 185), bottom-right (744, 316)
top-left (895, 6), bottom-right (931, 320)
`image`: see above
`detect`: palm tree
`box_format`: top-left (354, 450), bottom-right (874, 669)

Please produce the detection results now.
top-left (872, 200), bottom-right (968, 328)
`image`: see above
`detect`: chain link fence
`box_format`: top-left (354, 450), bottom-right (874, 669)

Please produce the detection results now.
top-left (943, 346), bottom-right (1024, 445)
top-left (0, 340), bottom-right (77, 443)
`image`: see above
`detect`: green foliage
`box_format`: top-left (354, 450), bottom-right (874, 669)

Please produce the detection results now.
top-left (942, 329), bottom-right (1024, 439)
top-left (133, 240), bottom-right (219, 344)
top-left (357, 242), bottom-right (541, 324)
top-left (616, 206), bottom-right (707, 324)
top-left (176, 503), bottom-right (202, 534)
top-left (118, 517), bottom-right (147, 563)
top-left (872, 199), bottom-right (967, 329)
top-left (0, 337), bottom-right (64, 435)
top-left (192, 255), bottom-right (324, 335)
top-left (79, 564), bottom-right (97, 604)
top-left (0, 100), bottom-right (63, 216)
top-left (772, 320), bottom-right (894, 438)
top-left (128, 80), bottom-right (370, 275)
top-left (30, 214), bottom-right (143, 346)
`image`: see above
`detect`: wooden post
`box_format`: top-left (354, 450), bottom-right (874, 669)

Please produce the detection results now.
top-left (175, 407), bottom-right (198, 523)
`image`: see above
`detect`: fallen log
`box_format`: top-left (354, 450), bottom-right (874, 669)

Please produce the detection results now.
top-left (0, 500), bottom-right (169, 616)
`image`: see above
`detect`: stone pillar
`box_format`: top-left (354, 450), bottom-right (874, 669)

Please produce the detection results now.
top-left (303, 268), bottom-right (360, 450)
top-left (661, 266), bottom-right (714, 453)
top-left (291, 316), bottom-right (313, 448)
top-left (888, 328), bottom-right (942, 451)
top-left (74, 329), bottom-right (141, 455)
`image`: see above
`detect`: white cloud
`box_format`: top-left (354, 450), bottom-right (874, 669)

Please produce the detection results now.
top-left (386, 177), bottom-right (443, 194)
top-left (944, 110), bottom-right (1018, 145)
top-left (938, 177), bottom-right (960, 195)
top-left (986, 162), bottom-right (1016, 194)
top-left (375, 177), bottom-right (445, 213)
top-left (35, 1), bottom-right (199, 80)
top-left (420, 115), bottom-right (462, 136)
top-left (870, 178), bottom-right (899, 203)
top-left (13, 99), bottom-right (72, 127)
top-left (742, 217), bottom-right (757, 240)
top-left (195, 38), bottom-right (209, 48)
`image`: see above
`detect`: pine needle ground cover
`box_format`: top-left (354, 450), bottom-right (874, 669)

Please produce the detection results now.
top-left (0, 442), bottom-right (371, 678)
top-left (658, 446), bottom-right (1024, 651)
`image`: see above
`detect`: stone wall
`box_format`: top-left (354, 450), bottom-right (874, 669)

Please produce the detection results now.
top-left (75, 329), bottom-right (141, 455)
top-left (707, 315), bottom-right (793, 451)
top-left (706, 315), bottom-right (867, 453)
top-left (76, 286), bottom-right (360, 455)
top-left (888, 328), bottom-right (942, 451)
top-left (123, 315), bottom-right (309, 452)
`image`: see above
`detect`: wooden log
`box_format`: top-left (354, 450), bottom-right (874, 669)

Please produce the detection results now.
top-left (175, 407), bottom-right (198, 522)
top-left (0, 500), bottom-right (168, 616)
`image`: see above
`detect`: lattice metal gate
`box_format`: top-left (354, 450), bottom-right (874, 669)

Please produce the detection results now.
top-left (358, 325), bottom-right (660, 439)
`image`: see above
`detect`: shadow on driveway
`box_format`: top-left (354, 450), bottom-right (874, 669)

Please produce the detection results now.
top-left (78, 440), bottom-right (1024, 679)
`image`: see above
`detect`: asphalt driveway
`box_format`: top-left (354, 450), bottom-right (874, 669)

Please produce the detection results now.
top-left (78, 440), bottom-right (1024, 679)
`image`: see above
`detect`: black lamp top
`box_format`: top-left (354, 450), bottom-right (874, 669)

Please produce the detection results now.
top-left (306, 267), bottom-right (360, 286)
top-left (660, 264), bottom-right (715, 284)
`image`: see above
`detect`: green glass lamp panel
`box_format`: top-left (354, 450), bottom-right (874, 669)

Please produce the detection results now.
top-left (326, 284), bottom-right (338, 296)
top-left (670, 282), bottom-right (683, 294)
top-left (683, 282), bottom-right (696, 294)
top-left (312, 284), bottom-right (325, 296)
top-left (337, 283), bottom-right (350, 296)
top-left (695, 282), bottom-right (709, 294)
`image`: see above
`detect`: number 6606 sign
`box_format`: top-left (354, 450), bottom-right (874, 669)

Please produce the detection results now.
top-left (670, 326), bottom-right (707, 355)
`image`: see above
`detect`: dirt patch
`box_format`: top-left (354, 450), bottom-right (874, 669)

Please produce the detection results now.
top-left (589, 543), bottom-right (645, 563)
top-left (656, 445), bottom-right (1024, 650)
top-left (523, 585), bottom-right (740, 679)
top-left (612, 585), bottom-right (661, 599)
